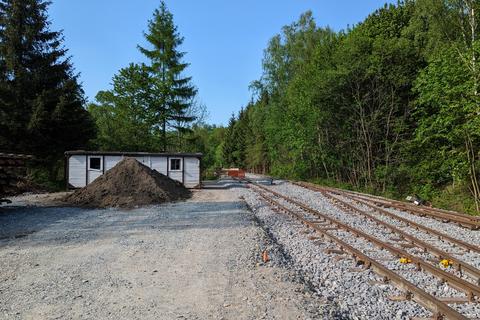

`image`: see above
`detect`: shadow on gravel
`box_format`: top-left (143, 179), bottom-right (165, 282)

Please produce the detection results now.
top-left (0, 200), bottom-right (250, 249)
top-left (202, 180), bottom-right (248, 190)
top-left (0, 206), bottom-right (87, 241)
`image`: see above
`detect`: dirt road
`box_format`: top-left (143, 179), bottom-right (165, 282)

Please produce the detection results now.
top-left (0, 187), bottom-right (326, 320)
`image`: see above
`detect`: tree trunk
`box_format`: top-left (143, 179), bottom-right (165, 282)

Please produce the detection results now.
top-left (469, 2), bottom-right (478, 95)
top-left (162, 119), bottom-right (167, 152)
top-left (466, 133), bottom-right (480, 212)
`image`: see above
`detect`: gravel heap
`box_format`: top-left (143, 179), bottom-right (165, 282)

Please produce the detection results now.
top-left (65, 158), bottom-right (191, 208)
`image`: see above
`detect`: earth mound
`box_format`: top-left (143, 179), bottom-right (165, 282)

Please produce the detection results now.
top-left (65, 157), bottom-right (191, 208)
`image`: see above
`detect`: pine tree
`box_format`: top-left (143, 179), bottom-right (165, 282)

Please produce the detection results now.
top-left (0, 0), bottom-right (95, 169)
top-left (222, 114), bottom-right (237, 166)
top-left (138, 1), bottom-right (197, 152)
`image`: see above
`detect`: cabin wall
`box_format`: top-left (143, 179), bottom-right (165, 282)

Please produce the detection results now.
top-left (134, 156), bottom-right (150, 166)
top-left (184, 157), bottom-right (200, 188)
top-left (68, 154), bottom-right (201, 189)
top-left (151, 157), bottom-right (168, 175)
top-left (105, 156), bottom-right (122, 171)
top-left (68, 155), bottom-right (87, 188)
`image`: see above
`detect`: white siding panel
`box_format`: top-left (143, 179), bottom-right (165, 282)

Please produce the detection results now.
top-left (135, 156), bottom-right (150, 167)
top-left (88, 170), bottom-right (103, 184)
top-left (68, 155), bottom-right (87, 188)
top-left (69, 153), bottom-right (200, 189)
top-left (184, 157), bottom-right (200, 188)
top-left (168, 171), bottom-right (183, 183)
top-left (105, 156), bottom-right (122, 171)
top-left (151, 157), bottom-right (168, 175)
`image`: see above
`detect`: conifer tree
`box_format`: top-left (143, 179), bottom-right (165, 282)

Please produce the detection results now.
top-left (0, 0), bottom-right (95, 170)
top-left (222, 114), bottom-right (237, 166)
top-left (138, 1), bottom-right (197, 151)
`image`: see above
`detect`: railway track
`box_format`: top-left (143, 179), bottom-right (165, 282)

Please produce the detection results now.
top-left (291, 183), bottom-right (480, 282)
top-left (246, 180), bottom-right (480, 320)
top-left (295, 182), bottom-right (480, 230)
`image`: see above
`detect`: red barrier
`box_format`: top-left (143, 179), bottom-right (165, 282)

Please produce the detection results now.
top-left (226, 168), bottom-right (245, 178)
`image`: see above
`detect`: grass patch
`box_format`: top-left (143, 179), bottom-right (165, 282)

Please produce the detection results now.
top-left (431, 184), bottom-right (479, 216)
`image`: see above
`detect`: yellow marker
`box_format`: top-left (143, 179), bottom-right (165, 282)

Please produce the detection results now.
top-left (399, 257), bottom-right (412, 264)
top-left (440, 259), bottom-right (451, 267)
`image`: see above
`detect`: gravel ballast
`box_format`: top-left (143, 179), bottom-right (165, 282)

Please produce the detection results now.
top-left (3, 177), bottom-right (479, 319)
top-left (240, 177), bottom-right (480, 319)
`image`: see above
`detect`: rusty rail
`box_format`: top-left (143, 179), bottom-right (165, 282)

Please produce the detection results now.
top-left (250, 183), bottom-right (480, 300)
top-left (249, 185), bottom-right (469, 320)
top-left (323, 191), bottom-right (480, 285)
top-left (293, 182), bottom-right (480, 254)
top-left (297, 182), bottom-right (480, 230)
top-left (291, 182), bottom-right (480, 284)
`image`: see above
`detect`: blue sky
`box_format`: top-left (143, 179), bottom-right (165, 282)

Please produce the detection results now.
top-left (49, 0), bottom-right (391, 125)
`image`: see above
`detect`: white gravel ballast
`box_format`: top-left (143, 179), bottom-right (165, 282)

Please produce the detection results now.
top-left (239, 179), bottom-right (480, 319)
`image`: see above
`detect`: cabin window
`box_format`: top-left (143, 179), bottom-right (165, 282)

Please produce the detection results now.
top-left (89, 157), bottom-right (102, 171)
top-left (169, 158), bottom-right (182, 171)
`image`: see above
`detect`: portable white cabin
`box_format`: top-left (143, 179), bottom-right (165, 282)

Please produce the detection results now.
top-left (65, 151), bottom-right (202, 189)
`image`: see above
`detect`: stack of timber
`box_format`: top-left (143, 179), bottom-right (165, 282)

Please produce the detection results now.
top-left (0, 153), bottom-right (33, 198)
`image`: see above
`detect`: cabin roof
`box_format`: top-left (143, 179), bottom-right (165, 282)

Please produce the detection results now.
top-left (65, 151), bottom-right (203, 158)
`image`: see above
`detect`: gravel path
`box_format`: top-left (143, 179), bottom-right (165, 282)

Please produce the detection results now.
top-left (4, 178), bottom-right (478, 319)
top-left (0, 187), bottom-right (325, 320)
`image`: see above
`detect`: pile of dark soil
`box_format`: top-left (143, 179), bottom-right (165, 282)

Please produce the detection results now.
top-left (65, 158), bottom-right (191, 208)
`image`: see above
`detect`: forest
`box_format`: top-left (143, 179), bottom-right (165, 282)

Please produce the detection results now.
top-left (1, 0), bottom-right (480, 214)
top-left (219, 0), bottom-right (480, 214)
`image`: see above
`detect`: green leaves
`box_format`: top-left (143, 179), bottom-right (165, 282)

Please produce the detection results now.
top-left (88, 64), bottom-right (157, 152)
top-left (139, 1), bottom-right (197, 151)
top-left (90, 1), bottom-right (198, 153)
top-left (0, 0), bottom-right (95, 161)
top-left (217, 1), bottom-right (480, 213)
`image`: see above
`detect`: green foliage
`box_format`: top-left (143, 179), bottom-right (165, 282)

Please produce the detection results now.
top-left (181, 124), bottom-right (226, 178)
top-left (138, 1), bottom-right (197, 151)
top-left (88, 64), bottom-right (158, 151)
top-left (0, 0), bottom-right (95, 181)
top-left (90, 1), bottom-right (198, 153)
top-left (218, 1), bottom-right (480, 215)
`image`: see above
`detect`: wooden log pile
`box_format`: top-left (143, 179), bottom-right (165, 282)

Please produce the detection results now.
top-left (0, 153), bottom-right (33, 197)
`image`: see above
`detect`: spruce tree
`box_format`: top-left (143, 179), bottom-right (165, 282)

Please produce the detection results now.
top-left (222, 114), bottom-right (237, 166)
top-left (138, 1), bottom-right (197, 151)
top-left (0, 0), bottom-right (95, 171)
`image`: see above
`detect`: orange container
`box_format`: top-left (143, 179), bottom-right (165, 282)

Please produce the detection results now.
top-left (227, 168), bottom-right (245, 178)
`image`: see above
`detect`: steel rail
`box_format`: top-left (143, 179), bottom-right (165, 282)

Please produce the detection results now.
top-left (348, 189), bottom-right (480, 221)
top-left (352, 194), bottom-right (480, 229)
top-left (320, 190), bottom-right (480, 285)
top-left (293, 182), bottom-right (480, 255)
top-left (291, 182), bottom-right (480, 283)
top-left (313, 182), bottom-right (480, 220)
top-left (249, 186), bottom-right (469, 320)
top-left (251, 183), bottom-right (480, 300)
top-left (307, 183), bottom-right (480, 230)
